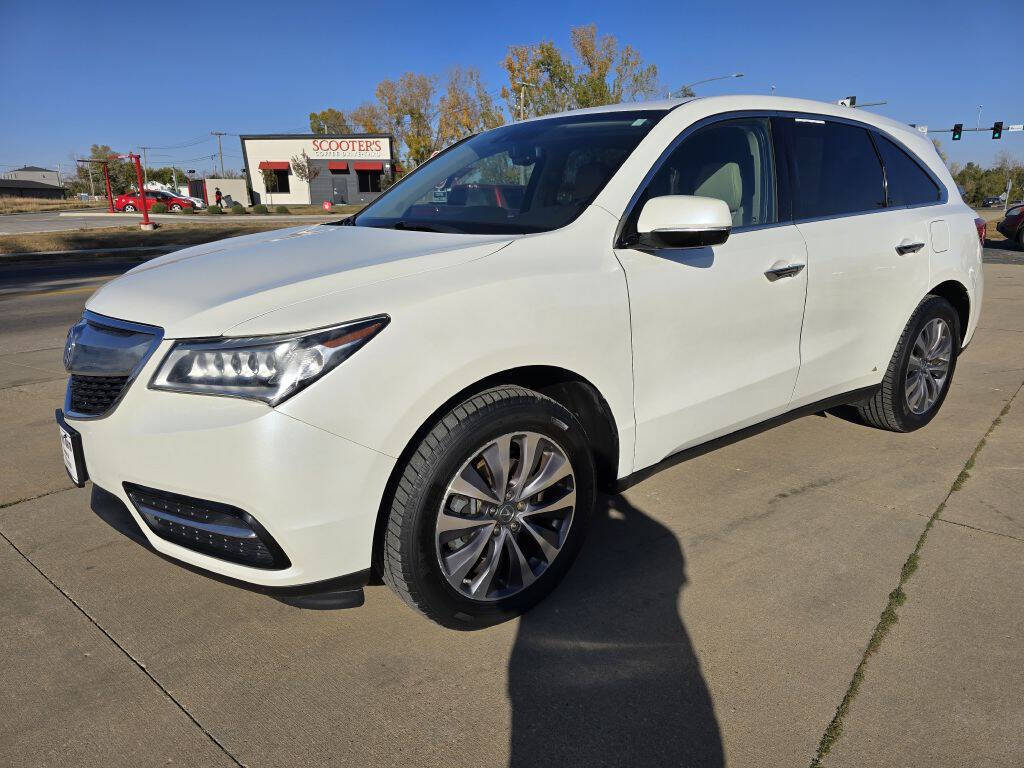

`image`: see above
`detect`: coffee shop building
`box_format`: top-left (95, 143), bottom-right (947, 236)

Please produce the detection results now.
top-left (241, 134), bottom-right (396, 207)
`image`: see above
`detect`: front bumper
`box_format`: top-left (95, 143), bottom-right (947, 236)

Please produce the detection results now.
top-left (65, 343), bottom-right (397, 588)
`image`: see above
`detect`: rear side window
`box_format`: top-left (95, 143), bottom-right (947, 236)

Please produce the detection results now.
top-left (788, 119), bottom-right (885, 219)
top-left (873, 134), bottom-right (941, 207)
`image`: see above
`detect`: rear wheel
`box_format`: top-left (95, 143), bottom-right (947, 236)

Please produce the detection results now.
top-left (382, 385), bottom-right (595, 629)
top-left (1017, 227), bottom-right (1024, 251)
top-left (856, 295), bottom-right (960, 432)
top-left (170, 203), bottom-right (182, 211)
top-left (123, 204), bottom-right (136, 212)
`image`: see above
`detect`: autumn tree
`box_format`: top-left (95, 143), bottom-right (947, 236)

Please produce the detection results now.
top-left (500, 24), bottom-right (658, 119)
top-left (309, 67), bottom-right (504, 169)
top-left (290, 150), bottom-right (321, 185)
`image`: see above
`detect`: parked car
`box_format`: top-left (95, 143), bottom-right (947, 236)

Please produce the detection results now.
top-left (996, 204), bottom-right (1024, 248)
top-left (59, 96), bottom-right (983, 627)
top-left (115, 189), bottom-right (195, 212)
top-left (981, 196), bottom-right (1003, 208)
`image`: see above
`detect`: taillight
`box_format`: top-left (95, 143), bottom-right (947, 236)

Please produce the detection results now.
top-left (974, 217), bottom-right (987, 244)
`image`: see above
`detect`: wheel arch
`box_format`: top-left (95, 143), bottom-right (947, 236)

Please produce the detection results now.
top-left (928, 279), bottom-right (970, 343)
top-left (368, 365), bottom-right (620, 581)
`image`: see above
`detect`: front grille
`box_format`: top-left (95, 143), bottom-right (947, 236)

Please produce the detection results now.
top-left (69, 374), bottom-right (130, 415)
top-left (63, 311), bottom-right (162, 418)
top-left (123, 483), bottom-right (290, 570)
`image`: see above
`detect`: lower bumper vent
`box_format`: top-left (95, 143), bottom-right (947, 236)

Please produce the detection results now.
top-left (123, 483), bottom-right (290, 570)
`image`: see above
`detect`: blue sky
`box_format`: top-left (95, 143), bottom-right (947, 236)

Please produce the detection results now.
top-left (1, 0), bottom-right (1019, 176)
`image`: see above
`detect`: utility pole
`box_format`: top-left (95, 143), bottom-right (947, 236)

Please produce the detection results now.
top-left (211, 131), bottom-right (227, 176)
top-left (976, 105), bottom-right (983, 133)
top-left (140, 146), bottom-right (150, 185)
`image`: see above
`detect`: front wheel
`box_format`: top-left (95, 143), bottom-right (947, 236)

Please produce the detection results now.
top-left (123, 204), bottom-right (136, 212)
top-left (381, 386), bottom-right (595, 629)
top-left (170, 203), bottom-right (182, 211)
top-left (856, 295), bottom-right (961, 432)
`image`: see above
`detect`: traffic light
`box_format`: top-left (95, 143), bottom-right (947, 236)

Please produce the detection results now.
top-left (952, 123), bottom-right (963, 141)
top-left (992, 121), bottom-right (1003, 140)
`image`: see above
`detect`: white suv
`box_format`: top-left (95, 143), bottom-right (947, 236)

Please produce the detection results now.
top-left (59, 96), bottom-right (984, 627)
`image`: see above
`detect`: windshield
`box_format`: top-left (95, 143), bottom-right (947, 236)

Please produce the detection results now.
top-left (354, 110), bottom-right (666, 235)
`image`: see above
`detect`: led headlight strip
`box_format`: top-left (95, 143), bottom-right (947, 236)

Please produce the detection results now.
top-left (150, 315), bottom-right (388, 405)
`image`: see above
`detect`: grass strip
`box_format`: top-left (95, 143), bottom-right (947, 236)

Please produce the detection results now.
top-left (809, 384), bottom-right (1021, 767)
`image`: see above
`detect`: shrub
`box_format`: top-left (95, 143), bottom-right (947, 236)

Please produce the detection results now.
top-left (179, 206), bottom-right (195, 214)
top-left (206, 204), bottom-right (223, 214)
top-left (230, 203), bottom-right (246, 215)
top-left (150, 202), bottom-right (168, 214)
top-left (274, 205), bottom-right (289, 214)
top-left (251, 204), bottom-right (269, 215)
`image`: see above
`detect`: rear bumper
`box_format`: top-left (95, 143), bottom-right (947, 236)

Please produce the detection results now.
top-left (66, 363), bottom-right (397, 589)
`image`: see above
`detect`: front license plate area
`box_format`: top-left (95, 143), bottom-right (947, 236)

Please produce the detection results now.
top-left (56, 409), bottom-right (88, 487)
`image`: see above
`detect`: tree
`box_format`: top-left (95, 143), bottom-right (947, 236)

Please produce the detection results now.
top-left (66, 144), bottom-right (138, 196)
top-left (500, 24), bottom-right (659, 119)
top-left (290, 150), bottom-right (320, 186)
top-left (932, 139), bottom-right (950, 168)
top-left (309, 67), bottom-right (505, 169)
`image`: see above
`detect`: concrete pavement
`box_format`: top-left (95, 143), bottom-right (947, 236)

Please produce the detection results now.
top-left (1, 248), bottom-right (1022, 767)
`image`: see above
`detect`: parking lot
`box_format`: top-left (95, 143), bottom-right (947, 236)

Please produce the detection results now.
top-left (1, 245), bottom-right (1022, 767)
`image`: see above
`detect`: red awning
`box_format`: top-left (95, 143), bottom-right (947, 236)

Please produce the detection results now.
top-left (353, 161), bottom-right (383, 171)
top-left (327, 161), bottom-right (348, 171)
top-left (258, 161), bottom-right (289, 170)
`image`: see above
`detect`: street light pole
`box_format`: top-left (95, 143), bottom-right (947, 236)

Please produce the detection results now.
top-left (676, 72), bottom-right (744, 97)
top-left (977, 105), bottom-right (983, 133)
top-left (513, 82), bottom-right (535, 121)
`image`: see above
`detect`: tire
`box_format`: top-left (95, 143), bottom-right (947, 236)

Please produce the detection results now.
top-left (1017, 228), bottom-right (1024, 251)
top-left (170, 203), bottom-right (182, 211)
top-left (123, 204), bottom-right (136, 212)
top-left (382, 385), bottom-right (596, 629)
top-left (856, 295), bottom-right (961, 432)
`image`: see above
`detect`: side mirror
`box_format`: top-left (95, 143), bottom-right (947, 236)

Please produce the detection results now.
top-left (635, 195), bottom-right (732, 249)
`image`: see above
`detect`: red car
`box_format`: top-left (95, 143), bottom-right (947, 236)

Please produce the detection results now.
top-left (115, 189), bottom-right (194, 212)
top-left (996, 204), bottom-right (1024, 249)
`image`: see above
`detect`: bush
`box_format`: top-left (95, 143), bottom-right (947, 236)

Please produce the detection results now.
top-left (274, 205), bottom-right (289, 214)
top-left (230, 203), bottom-right (246, 215)
top-left (179, 206), bottom-right (195, 214)
top-left (206, 204), bottom-right (223, 214)
top-left (150, 202), bottom-right (168, 214)
top-left (251, 204), bottom-right (269, 215)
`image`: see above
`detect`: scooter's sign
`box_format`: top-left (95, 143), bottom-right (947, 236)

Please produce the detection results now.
top-left (309, 138), bottom-right (390, 160)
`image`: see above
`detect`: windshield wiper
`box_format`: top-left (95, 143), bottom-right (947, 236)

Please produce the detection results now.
top-left (389, 220), bottom-right (456, 234)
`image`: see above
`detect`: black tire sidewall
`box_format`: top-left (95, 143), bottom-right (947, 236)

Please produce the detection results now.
top-left (402, 395), bottom-right (595, 629)
top-left (891, 297), bottom-right (961, 430)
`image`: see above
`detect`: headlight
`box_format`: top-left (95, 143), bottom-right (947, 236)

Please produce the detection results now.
top-left (150, 315), bottom-right (388, 405)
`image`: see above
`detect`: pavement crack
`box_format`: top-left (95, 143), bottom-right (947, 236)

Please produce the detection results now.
top-left (935, 517), bottom-right (1024, 543)
top-left (0, 486), bottom-right (72, 509)
top-left (0, 525), bottom-right (247, 768)
top-left (809, 379), bottom-right (1024, 767)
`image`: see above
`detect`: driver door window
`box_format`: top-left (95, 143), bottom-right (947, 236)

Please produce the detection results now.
top-left (640, 117), bottom-right (777, 228)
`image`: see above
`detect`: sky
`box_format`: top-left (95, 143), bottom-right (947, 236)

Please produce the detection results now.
top-left (1, 0), bottom-right (1019, 177)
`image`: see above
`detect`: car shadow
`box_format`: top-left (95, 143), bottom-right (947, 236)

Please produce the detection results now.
top-left (507, 494), bottom-right (724, 768)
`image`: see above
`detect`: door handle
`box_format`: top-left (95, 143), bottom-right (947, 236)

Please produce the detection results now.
top-left (895, 241), bottom-right (925, 256)
top-left (764, 263), bottom-right (806, 281)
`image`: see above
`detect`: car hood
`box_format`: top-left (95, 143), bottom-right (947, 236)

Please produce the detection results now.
top-left (86, 224), bottom-right (513, 337)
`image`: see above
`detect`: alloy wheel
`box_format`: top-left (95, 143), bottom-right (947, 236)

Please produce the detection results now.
top-left (435, 431), bottom-right (576, 602)
top-left (906, 317), bottom-right (952, 415)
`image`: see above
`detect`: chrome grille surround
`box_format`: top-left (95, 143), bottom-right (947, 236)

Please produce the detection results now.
top-left (63, 311), bottom-right (164, 419)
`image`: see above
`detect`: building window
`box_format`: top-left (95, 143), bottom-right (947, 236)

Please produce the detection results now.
top-left (269, 169), bottom-right (290, 194)
top-left (357, 170), bottom-right (381, 193)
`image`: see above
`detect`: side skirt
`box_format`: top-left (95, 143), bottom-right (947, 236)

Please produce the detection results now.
top-left (614, 385), bottom-right (879, 493)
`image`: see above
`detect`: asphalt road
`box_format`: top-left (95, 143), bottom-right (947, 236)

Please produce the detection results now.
top-left (1, 245), bottom-right (1022, 768)
top-left (0, 210), bottom-right (139, 235)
